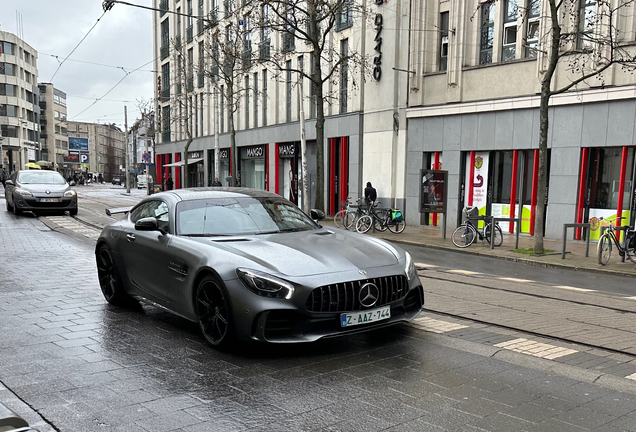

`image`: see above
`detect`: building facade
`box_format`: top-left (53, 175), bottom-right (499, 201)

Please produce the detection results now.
top-left (38, 83), bottom-right (68, 173)
top-left (129, 112), bottom-right (155, 176)
top-left (0, 30), bottom-right (40, 173)
top-left (405, 0), bottom-right (636, 240)
top-left (152, 0), bottom-right (411, 213)
top-left (66, 121), bottom-right (126, 181)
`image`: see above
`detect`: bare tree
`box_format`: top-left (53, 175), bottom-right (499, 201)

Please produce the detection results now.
top-left (259, 0), bottom-right (369, 211)
top-left (520, 0), bottom-right (636, 253)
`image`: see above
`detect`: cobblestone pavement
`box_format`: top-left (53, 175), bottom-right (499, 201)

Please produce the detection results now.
top-left (4, 187), bottom-right (636, 430)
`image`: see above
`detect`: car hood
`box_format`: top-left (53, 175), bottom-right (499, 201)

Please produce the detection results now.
top-left (18, 183), bottom-right (69, 196)
top-left (196, 228), bottom-right (401, 277)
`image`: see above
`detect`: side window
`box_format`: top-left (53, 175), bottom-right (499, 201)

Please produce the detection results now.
top-left (130, 203), bottom-right (150, 223)
top-left (155, 201), bottom-right (170, 233)
top-left (131, 201), bottom-right (171, 233)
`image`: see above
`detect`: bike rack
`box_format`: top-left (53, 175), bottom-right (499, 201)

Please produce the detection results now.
top-left (562, 223), bottom-right (591, 260)
top-left (490, 217), bottom-right (520, 250)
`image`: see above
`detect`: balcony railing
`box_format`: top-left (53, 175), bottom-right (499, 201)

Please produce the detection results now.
top-left (160, 45), bottom-right (169, 60)
top-left (259, 41), bottom-right (270, 61)
top-left (187, 25), bottom-right (193, 43)
top-left (160, 0), bottom-right (168, 16)
top-left (198, 72), bottom-right (205, 88)
top-left (282, 32), bottom-right (295, 53)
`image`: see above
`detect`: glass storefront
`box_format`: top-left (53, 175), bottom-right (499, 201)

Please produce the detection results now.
top-left (240, 145), bottom-right (267, 190)
top-left (208, 148), bottom-right (231, 186)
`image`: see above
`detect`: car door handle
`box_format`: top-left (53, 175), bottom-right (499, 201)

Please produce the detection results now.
top-left (126, 233), bottom-right (136, 242)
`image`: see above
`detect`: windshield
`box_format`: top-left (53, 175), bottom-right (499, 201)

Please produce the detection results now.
top-left (18, 171), bottom-right (67, 185)
top-left (176, 197), bottom-right (319, 236)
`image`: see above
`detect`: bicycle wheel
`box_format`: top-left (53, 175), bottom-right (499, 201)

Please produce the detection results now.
top-left (452, 224), bottom-right (477, 248)
top-left (334, 210), bottom-right (347, 229)
top-left (343, 211), bottom-right (357, 230)
top-left (388, 217), bottom-right (406, 233)
top-left (356, 215), bottom-right (373, 234)
top-left (484, 223), bottom-right (503, 247)
top-left (374, 209), bottom-right (390, 232)
top-left (597, 234), bottom-right (612, 266)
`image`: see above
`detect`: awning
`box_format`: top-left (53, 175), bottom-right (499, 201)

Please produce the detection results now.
top-left (163, 158), bottom-right (203, 167)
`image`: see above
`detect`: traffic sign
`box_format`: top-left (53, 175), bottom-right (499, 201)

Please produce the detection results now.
top-left (142, 152), bottom-right (151, 162)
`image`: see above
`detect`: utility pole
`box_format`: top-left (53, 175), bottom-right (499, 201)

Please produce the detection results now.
top-left (124, 105), bottom-right (130, 193)
top-left (297, 75), bottom-right (309, 214)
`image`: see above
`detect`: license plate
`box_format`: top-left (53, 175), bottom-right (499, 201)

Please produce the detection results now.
top-left (340, 306), bottom-right (391, 327)
top-left (39, 198), bottom-right (60, 203)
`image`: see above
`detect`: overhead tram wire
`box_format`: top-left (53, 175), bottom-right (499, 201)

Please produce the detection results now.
top-left (49, 9), bottom-right (108, 82)
top-left (69, 58), bottom-right (155, 121)
top-left (40, 53), bottom-right (156, 73)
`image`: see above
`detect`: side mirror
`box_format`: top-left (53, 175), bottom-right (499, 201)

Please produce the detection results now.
top-left (135, 217), bottom-right (159, 232)
top-left (4, 180), bottom-right (13, 186)
top-left (310, 209), bottom-right (325, 221)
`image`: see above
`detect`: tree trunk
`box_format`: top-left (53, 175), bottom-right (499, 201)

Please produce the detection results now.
top-left (533, 0), bottom-right (560, 254)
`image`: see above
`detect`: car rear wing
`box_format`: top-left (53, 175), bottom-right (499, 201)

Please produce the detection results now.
top-left (106, 206), bottom-right (132, 216)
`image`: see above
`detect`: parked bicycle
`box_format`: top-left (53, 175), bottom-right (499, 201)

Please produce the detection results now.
top-left (597, 216), bottom-right (636, 265)
top-left (451, 213), bottom-right (503, 248)
top-left (333, 197), bottom-right (367, 230)
top-left (356, 204), bottom-right (405, 234)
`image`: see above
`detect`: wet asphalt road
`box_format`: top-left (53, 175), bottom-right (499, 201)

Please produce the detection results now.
top-left (2, 188), bottom-right (636, 431)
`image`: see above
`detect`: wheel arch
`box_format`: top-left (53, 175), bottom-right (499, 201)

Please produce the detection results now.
top-left (190, 267), bottom-right (231, 315)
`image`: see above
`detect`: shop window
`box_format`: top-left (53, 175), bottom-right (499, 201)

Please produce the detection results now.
top-left (587, 147), bottom-right (634, 210)
top-left (479, 1), bottom-right (495, 65)
top-left (491, 151), bottom-right (514, 204)
top-left (502, 0), bottom-right (518, 62)
top-left (439, 12), bottom-right (449, 71)
top-left (525, 0), bottom-right (540, 58)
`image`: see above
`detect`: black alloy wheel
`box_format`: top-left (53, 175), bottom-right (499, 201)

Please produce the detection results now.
top-left (196, 276), bottom-right (234, 347)
top-left (96, 245), bottom-right (130, 305)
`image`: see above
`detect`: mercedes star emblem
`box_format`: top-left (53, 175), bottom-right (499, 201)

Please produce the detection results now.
top-left (359, 283), bottom-right (379, 308)
top-left (45, 190), bottom-right (51, 194)
top-left (358, 270), bottom-right (367, 275)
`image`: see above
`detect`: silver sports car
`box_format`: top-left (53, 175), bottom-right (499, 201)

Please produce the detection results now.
top-left (95, 188), bottom-right (424, 347)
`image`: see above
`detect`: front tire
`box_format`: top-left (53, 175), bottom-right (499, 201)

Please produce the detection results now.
top-left (333, 209), bottom-right (347, 229)
top-left (12, 201), bottom-right (22, 216)
top-left (452, 224), bottom-right (477, 248)
top-left (196, 275), bottom-right (234, 347)
top-left (485, 223), bottom-right (503, 247)
top-left (69, 207), bottom-right (78, 216)
top-left (356, 215), bottom-right (373, 234)
top-left (597, 234), bottom-right (612, 266)
top-left (388, 219), bottom-right (406, 234)
top-left (96, 245), bottom-right (130, 305)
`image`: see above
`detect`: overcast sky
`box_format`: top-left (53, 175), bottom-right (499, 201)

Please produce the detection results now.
top-left (0, 0), bottom-right (153, 128)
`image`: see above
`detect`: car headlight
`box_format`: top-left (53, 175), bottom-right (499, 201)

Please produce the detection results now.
top-left (15, 188), bottom-right (33, 197)
top-left (64, 190), bottom-right (77, 197)
top-left (405, 252), bottom-right (416, 281)
top-left (237, 268), bottom-right (295, 299)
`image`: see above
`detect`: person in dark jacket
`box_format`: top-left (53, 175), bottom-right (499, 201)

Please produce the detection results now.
top-left (364, 182), bottom-right (377, 208)
top-left (165, 176), bottom-right (174, 190)
top-left (212, 177), bottom-right (222, 186)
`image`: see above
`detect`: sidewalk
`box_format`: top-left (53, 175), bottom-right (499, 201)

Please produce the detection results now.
top-left (324, 221), bottom-right (636, 278)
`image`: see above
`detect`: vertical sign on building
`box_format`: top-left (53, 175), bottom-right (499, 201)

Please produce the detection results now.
top-left (464, 152), bottom-right (489, 217)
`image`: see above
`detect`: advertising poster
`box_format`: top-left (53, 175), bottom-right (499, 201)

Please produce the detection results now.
top-left (68, 137), bottom-right (89, 152)
top-left (491, 204), bottom-right (532, 233)
top-left (587, 209), bottom-right (631, 240)
top-left (420, 170), bottom-right (447, 214)
top-left (464, 152), bottom-right (489, 219)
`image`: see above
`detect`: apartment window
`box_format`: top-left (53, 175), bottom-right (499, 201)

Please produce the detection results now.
top-left (253, 72), bottom-right (258, 128)
top-left (187, 0), bottom-right (193, 27)
top-left (162, 105), bottom-right (171, 142)
top-left (53, 93), bottom-right (67, 107)
top-left (479, 1), bottom-right (495, 64)
top-left (1, 125), bottom-right (18, 138)
top-left (62, 141), bottom-right (68, 150)
top-left (161, 19), bottom-right (169, 48)
top-left (0, 42), bottom-right (14, 56)
top-left (220, 85), bottom-right (225, 132)
top-left (245, 75), bottom-right (250, 129)
top-left (525, 0), bottom-right (540, 58)
top-left (439, 12), bottom-right (449, 71)
top-left (200, 93), bottom-right (204, 136)
top-left (261, 4), bottom-right (271, 41)
top-left (198, 41), bottom-right (205, 87)
top-left (262, 70), bottom-right (267, 126)
top-left (54, 111), bottom-right (60, 119)
top-left (286, 60), bottom-right (292, 123)
top-left (0, 63), bottom-right (15, 76)
top-left (578, 0), bottom-right (597, 50)
top-left (162, 62), bottom-right (170, 98)
top-left (194, 96), bottom-right (198, 137)
top-left (55, 139), bottom-right (62, 149)
top-left (336, 0), bottom-right (354, 31)
top-left (502, 0), bottom-right (518, 62)
top-left (0, 84), bottom-right (16, 96)
top-left (0, 104), bottom-right (17, 117)
top-left (176, 7), bottom-right (181, 37)
top-left (340, 39), bottom-right (348, 114)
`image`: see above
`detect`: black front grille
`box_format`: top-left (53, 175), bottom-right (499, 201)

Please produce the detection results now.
top-left (25, 199), bottom-right (72, 208)
top-left (305, 275), bottom-right (408, 313)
